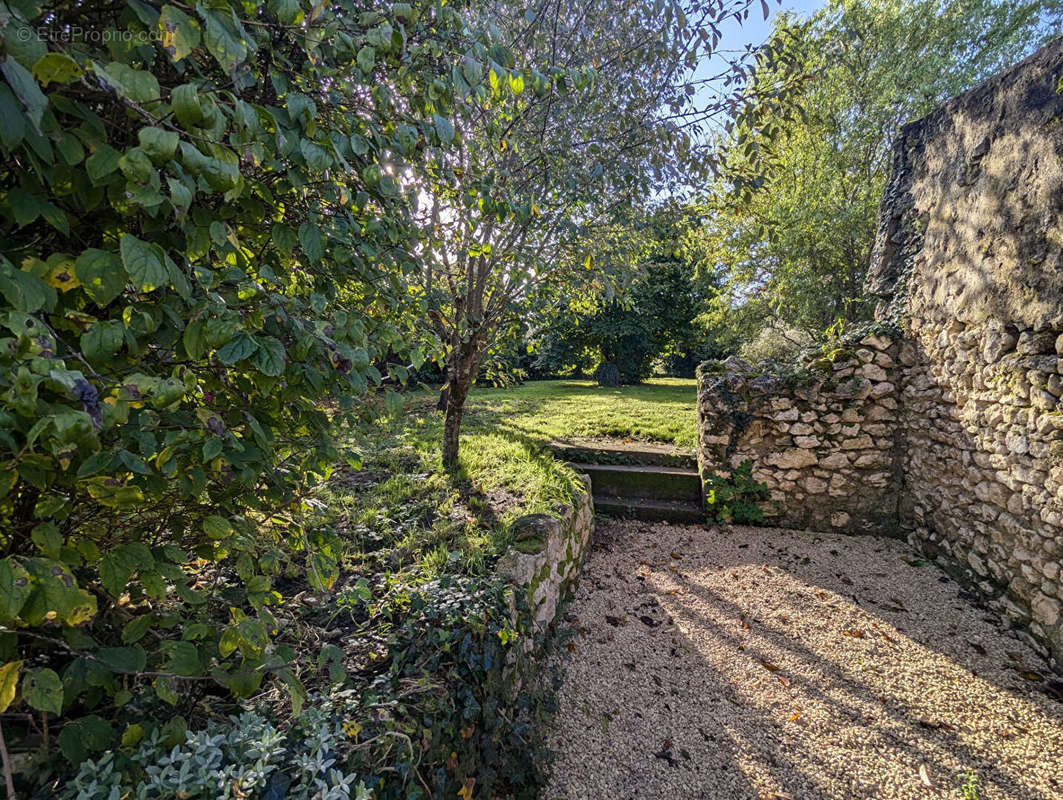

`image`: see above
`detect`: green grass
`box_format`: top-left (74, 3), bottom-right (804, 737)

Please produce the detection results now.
top-left (316, 378), bottom-right (697, 581)
top-left (466, 378), bottom-right (698, 448)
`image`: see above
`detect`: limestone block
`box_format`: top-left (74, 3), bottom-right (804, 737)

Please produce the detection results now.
top-left (767, 449), bottom-right (819, 469)
top-left (841, 435), bottom-right (874, 450)
top-left (860, 363), bottom-right (889, 382)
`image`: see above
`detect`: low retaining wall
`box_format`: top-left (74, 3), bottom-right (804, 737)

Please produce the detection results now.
top-left (495, 474), bottom-right (595, 638)
top-left (696, 331), bottom-right (902, 535)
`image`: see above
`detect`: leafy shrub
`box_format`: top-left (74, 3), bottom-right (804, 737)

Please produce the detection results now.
top-left (58, 575), bottom-right (544, 800)
top-left (705, 459), bottom-right (769, 523)
top-left (0, 0), bottom-right (485, 775)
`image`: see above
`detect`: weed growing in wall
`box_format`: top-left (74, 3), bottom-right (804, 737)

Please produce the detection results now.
top-left (705, 460), bottom-right (769, 524)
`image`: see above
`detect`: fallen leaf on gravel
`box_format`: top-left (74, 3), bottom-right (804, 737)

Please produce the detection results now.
top-left (1020, 670), bottom-right (1044, 682)
top-left (670, 552), bottom-right (682, 559)
top-left (918, 764), bottom-right (933, 788)
top-left (761, 660), bottom-right (780, 672)
top-left (566, 642), bottom-right (576, 652)
top-left (788, 711), bottom-right (801, 722)
top-left (917, 717), bottom-right (954, 732)
top-left (843, 629), bottom-right (866, 638)
top-left (654, 741), bottom-right (679, 767)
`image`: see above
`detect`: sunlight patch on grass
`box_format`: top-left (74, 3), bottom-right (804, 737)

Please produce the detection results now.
top-left (316, 378), bottom-right (698, 582)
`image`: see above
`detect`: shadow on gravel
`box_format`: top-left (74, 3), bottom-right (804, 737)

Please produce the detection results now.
top-left (544, 521), bottom-right (1063, 800)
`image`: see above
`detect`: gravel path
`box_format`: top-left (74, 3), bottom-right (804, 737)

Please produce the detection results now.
top-left (544, 520), bottom-right (1063, 800)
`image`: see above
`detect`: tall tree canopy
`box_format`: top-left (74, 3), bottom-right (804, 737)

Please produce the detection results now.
top-left (702, 0), bottom-right (1062, 349)
top-left (409, 0), bottom-right (799, 464)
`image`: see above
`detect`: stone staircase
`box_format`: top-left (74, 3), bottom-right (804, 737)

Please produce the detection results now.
top-left (549, 439), bottom-right (705, 523)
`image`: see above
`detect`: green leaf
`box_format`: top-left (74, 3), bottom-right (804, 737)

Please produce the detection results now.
top-left (0, 560), bottom-right (32, 623)
top-left (0, 259), bottom-right (55, 313)
top-left (153, 675), bottom-right (179, 706)
top-left (121, 615), bottom-right (155, 644)
top-left (97, 646), bottom-right (146, 673)
top-left (171, 83), bottom-right (204, 128)
top-left (119, 234), bottom-right (168, 292)
top-left (58, 715), bottom-right (111, 763)
top-left (298, 222), bottom-right (324, 262)
top-left (121, 723), bottom-right (144, 748)
top-left (0, 85), bottom-right (25, 149)
top-left (1, 55), bottom-right (47, 130)
top-left (74, 248), bottom-right (127, 306)
top-left (32, 53), bottom-right (82, 86)
top-left (270, 0), bottom-right (301, 24)
top-left (0, 662), bottom-right (21, 713)
top-left (22, 668), bottom-right (63, 714)
top-left (250, 336), bottom-right (286, 376)
top-left (85, 144), bottom-right (122, 184)
top-left (202, 515), bottom-right (232, 540)
top-left (138, 126), bottom-right (179, 162)
top-left (356, 46), bottom-right (375, 73)
top-left (159, 5), bottom-right (201, 62)
top-left (183, 318), bottom-right (206, 359)
top-left (98, 553), bottom-right (131, 597)
top-left (433, 113), bottom-right (455, 144)
top-left (30, 523), bottom-right (62, 559)
top-left (81, 320), bottom-right (124, 362)
top-left (164, 640), bottom-right (201, 676)
top-left (202, 437), bottom-right (223, 460)
top-left (216, 332), bottom-right (258, 364)
top-left (198, 5), bottom-right (249, 73)
top-left (119, 147), bottom-right (154, 184)
top-left (461, 56), bottom-right (483, 88)
top-left (96, 62), bottom-right (161, 103)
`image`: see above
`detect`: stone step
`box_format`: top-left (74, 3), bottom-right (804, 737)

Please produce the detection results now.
top-left (549, 438), bottom-right (697, 469)
top-left (593, 495), bottom-right (705, 524)
top-left (570, 463), bottom-right (702, 503)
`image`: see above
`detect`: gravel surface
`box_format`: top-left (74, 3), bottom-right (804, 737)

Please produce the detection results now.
top-left (544, 520), bottom-right (1063, 800)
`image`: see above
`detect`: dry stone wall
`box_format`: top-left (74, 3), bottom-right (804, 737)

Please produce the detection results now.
top-left (868, 40), bottom-right (1063, 662)
top-left (696, 331), bottom-right (902, 535)
top-left (696, 39), bottom-right (1063, 664)
top-left (495, 474), bottom-right (595, 640)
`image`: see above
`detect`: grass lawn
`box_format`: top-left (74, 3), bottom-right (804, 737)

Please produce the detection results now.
top-left (317, 378), bottom-right (697, 580)
top-left (465, 377), bottom-right (698, 449)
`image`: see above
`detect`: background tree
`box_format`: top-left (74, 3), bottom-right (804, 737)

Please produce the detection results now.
top-left (703, 0), bottom-right (1063, 354)
top-left (410, 0), bottom-right (802, 465)
top-left (532, 204), bottom-right (718, 383)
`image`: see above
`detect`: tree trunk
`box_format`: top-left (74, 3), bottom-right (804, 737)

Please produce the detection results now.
top-left (441, 374), bottom-right (469, 468)
top-left (441, 346), bottom-right (477, 468)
